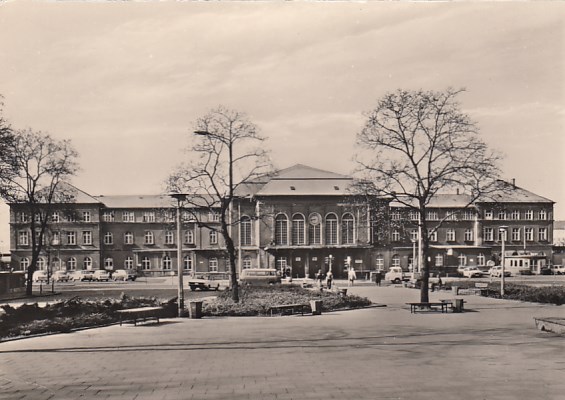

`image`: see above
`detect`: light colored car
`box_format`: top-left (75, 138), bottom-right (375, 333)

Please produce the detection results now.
top-left (52, 270), bottom-right (70, 282)
top-left (93, 270), bottom-right (110, 282)
top-left (550, 265), bottom-right (565, 275)
top-left (69, 270), bottom-right (95, 282)
top-left (32, 270), bottom-right (48, 282)
top-left (462, 267), bottom-right (483, 278)
top-left (188, 272), bottom-right (230, 291)
top-left (239, 268), bottom-right (281, 286)
top-left (112, 269), bottom-right (138, 281)
top-left (488, 266), bottom-right (511, 278)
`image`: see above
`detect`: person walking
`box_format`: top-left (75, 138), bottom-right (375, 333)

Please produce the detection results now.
top-left (316, 269), bottom-right (324, 289)
top-left (375, 271), bottom-right (382, 286)
top-left (326, 270), bottom-right (333, 290)
top-left (348, 268), bottom-right (357, 287)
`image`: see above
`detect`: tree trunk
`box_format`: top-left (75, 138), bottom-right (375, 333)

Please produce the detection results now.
top-left (223, 233), bottom-right (240, 303)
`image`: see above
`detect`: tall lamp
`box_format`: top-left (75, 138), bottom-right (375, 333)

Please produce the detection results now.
top-left (169, 193), bottom-right (187, 317)
top-left (499, 226), bottom-right (508, 296)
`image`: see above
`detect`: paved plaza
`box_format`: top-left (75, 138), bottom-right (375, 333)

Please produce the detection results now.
top-left (1, 285), bottom-right (564, 400)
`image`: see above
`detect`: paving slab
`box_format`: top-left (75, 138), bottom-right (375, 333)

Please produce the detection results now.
top-left (1, 286), bottom-right (564, 400)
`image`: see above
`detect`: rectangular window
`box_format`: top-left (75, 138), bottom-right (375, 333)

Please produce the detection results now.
top-left (51, 212), bottom-right (60, 223)
top-left (484, 210), bottom-right (493, 220)
top-left (409, 211), bottom-right (419, 221)
top-left (428, 229), bottom-right (437, 242)
top-left (143, 212), bottom-right (155, 222)
top-left (391, 210), bottom-right (401, 220)
top-left (209, 258), bottom-right (218, 272)
top-left (539, 210), bottom-right (547, 220)
top-left (497, 211), bottom-right (506, 220)
top-left (276, 257), bottom-right (288, 270)
top-left (209, 212), bottom-right (220, 222)
top-left (427, 211), bottom-right (438, 221)
top-left (410, 229), bottom-right (418, 242)
top-left (165, 231), bottom-right (175, 245)
top-left (446, 229), bottom-right (456, 242)
top-left (52, 231), bottom-right (60, 246)
top-left (511, 210), bottom-right (520, 220)
top-left (525, 227), bottom-right (534, 241)
top-left (445, 211), bottom-right (458, 221)
top-left (67, 231), bottom-right (76, 245)
top-left (102, 211), bottom-right (115, 222)
top-left (241, 220), bottom-right (252, 246)
top-left (464, 228), bottom-right (473, 242)
top-left (104, 232), bottom-right (113, 245)
top-left (512, 228), bottom-right (521, 242)
top-left (462, 210), bottom-right (475, 221)
top-left (525, 210), bottom-right (534, 220)
top-left (18, 212), bottom-right (30, 223)
top-left (391, 230), bottom-right (400, 241)
top-left (123, 211), bottom-right (135, 222)
top-left (538, 227), bottom-right (547, 241)
top-left (18, 231), bottom-right (29, 246)
top-left (165, 211), bottom-right (175, 223)
top-left (483, 227), bottom-right (493, 241)
top-left (82, 231), bottom-right (92, 245)
top-left (210, 230), bottom-right (218, 245)
top-left (82, 211), bottom-right (91, 222)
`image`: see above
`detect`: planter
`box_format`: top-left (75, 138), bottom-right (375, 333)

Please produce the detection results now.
top-left (189, 301), bottom-right (203, 319)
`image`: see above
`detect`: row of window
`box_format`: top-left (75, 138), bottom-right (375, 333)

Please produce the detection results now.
top-left (390, 226), bottom-right (548, 243)
top-left (16, 211), bottom-right (93, 223)
top-left (378, 253), bottom-right (487, 268)
top-left (274, 213), bottom-right (356, 246)
top-left (102, 211), bottom-right (220, 223)
top-left (389, 209), bottom-right (550, 222)
top-left (18, 230), bottom-right (93, 246)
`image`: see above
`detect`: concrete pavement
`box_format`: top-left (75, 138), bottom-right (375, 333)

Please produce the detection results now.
top-left (1, 285), bottom-right (564, 399)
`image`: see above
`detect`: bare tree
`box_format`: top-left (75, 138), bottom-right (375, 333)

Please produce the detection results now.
top-left (355, 88), bottom-right (502, 302)
top-left (0, 128), bottom-right (79, 295)
top-left (166, 106), bottom-right (272, 303)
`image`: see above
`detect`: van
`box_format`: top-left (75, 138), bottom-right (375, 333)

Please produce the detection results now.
top-left (239, 268), bottom-right (281, 286)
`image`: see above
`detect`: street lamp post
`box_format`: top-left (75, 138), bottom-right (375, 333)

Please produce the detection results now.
top-left (169, 193), bottom-right (187, 317)
top-left (328, 254), bottom-right (334, 274)
top-left (499, 226), bottom-right (508, 297)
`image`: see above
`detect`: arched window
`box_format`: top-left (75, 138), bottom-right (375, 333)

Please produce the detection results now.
top-left (243, 256), bottom-right (252, 269)
top-left (458, 254), bottom-right (467, 266)
top-left (68, 257), bottom-right (77, 270)
top-left (37, 257), bottom-right (46, 271)
top-left (104, 258), bottom-right (113, 269)
top-left (292, 214), bottom-right (305, 245)
top-left (20, 257), bottom-right (29, 271)
top-left (308, 213), bottom-right (322, 245)
top-left (391, 254), bottom-right (400, 268)
top-left (240, 216), bottom-right (252, 246)
top-left (104, 232), bottom-right (113, 245)
top-left (325, 214), bottom-right (338, 245)
top-left (162, 255), bottom-right (172, 270)
top-left (52, 257), bottom-right (62, 270)
top-left (183, 255), bottom-right (193, 271)
top-left (342, 213), bottom-right (355, 245)
top-left (141, 256), bottom-right (151, 270)
top-left (275, 214), bottom-right (288, 245)
top-left (124, 257), bottom-right (134, 269)
top-left (165, 231), bottom-right (175, 245)
top-left (477, 253), bottom-right (485, 266)
top-left (83, 257), bottom-right (92, 270)
top-left (185, 230), bottom-right (194, 244)
top-left (144, 231), bottom-right (154, 245)
top-left (124, 232), bottom-right (134, 245)
top-left (376, 255), bottom-right (384, 270)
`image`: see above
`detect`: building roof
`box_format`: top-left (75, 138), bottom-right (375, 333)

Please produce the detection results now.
top-left (95, 195), bottom-right (175, 209)
top-left (255, 164), bottom-right (356, 196)
top-left (390, 194), bottom-right (474, 209)
top-left (477, 180), bottom-right (554, 204)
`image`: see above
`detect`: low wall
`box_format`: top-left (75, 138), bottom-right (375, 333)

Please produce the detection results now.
top-left (0, 272), bottom-right (26, 298)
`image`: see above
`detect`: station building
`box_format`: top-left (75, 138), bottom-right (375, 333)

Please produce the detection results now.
top-left (9, 164), bottom-right (555, 279)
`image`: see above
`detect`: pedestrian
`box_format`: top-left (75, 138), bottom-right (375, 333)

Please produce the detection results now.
top-left (348, 268), bottom-right (356, 287)
top-left (437, 276), bottom-right (443, 290)
top-left (326, 270), bottom-right (333, 290)
top-left (375, 271), bottom-right (382, 287)
top-left (316, 269), bottom-right (324, 289)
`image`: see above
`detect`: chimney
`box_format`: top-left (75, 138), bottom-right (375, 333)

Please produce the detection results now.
top-left (512, 178), bottom-right (516, 188)
top-left (456, 188), bottom-right (460, 195)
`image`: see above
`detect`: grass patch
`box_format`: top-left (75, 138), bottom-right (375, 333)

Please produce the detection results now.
top-left (203, 285), bottom-right (372, 316)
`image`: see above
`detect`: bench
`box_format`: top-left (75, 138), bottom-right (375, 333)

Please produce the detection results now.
top-left (440, 299), bottom-right (466, 313)
top-left (475, 282), bottom-right (489, 296)
top-left (116, 306), bottom-right (164, 326)
top-left (407, 302), bottom-right (450, 314)
top-left (268, 304), bottom-right (305, 317)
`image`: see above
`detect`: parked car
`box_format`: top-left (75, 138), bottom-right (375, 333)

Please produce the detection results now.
top-left (462, 267), bottom-right (483, 278)
top-left (112, 269), bottom-right (138, 281)
top-left (239, 268), bottom-right (281, 286)
top-left (550, 265), bottom-right (565, 275)
top-left (93, 270), bottom-right (110, 282)
top-left (69, 270), bottom-right (95, 282)
top-left (52, 270), bottom-right (70, 282)
top-left (188, 272), bottom-right (230, 291)
top-left (488, 266), bottom-right (511, 278)
top-left (32, 270), bottom-right (48, 282)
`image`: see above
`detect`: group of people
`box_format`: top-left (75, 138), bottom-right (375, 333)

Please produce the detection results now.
top-left (314, 267), bottom-right (357, 289)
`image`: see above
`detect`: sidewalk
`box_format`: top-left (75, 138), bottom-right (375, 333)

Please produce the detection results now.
top-left (1, 286), bottom-right (564, 400)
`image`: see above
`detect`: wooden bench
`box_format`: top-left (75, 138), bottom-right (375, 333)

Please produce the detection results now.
top-left (440, 299), bottom-right (466, 313)
top-left (116, 306), bottom-right (164, 326)
top-left (407, 302), bottom-right (450, 314)
top-left (268, 304), bottom-right (306, 317)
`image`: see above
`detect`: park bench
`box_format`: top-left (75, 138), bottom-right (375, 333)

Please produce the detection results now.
top-left (474, 282), bottom-right (489, 296)
top-left (116, 306), bottom-right (164, 326)
top-left (406, 302), bottom-right (450, 314)
top-left (440, 299), bottom-right (466, 313)
top-left (268, 304), bottom-right (306, 317)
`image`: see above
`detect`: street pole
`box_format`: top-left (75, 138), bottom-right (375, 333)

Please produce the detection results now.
top-left (169, 193), bottom-right (187, 317)
top-left (500, 226), bottom-right (508, 297)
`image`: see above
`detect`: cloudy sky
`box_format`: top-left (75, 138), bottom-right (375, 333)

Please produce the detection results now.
top-left (0, 1), bottom-right (564, 250)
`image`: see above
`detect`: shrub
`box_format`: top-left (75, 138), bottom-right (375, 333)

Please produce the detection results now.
top-left (202, 286), bottom-right (372, 316)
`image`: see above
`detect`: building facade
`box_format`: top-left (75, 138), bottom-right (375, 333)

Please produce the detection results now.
top-left (9, 165), bottom-right (555, 279)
